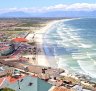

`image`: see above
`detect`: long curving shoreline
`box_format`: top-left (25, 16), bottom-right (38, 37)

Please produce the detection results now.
top-left (25, 20), bottom-right (60, 67)
top-left (35, 20), bottom-right (59, 67)
top-left (26, 20), bottom-right (96, 90)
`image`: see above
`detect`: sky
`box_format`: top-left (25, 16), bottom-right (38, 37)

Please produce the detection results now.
top-left (0, 0), bottom-right (96, 8)
top-left (0, 0), bottom-right (96, 13)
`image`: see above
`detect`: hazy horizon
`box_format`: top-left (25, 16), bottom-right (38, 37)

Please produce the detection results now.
top-left (0, 0), bottom-right (96, 18)
top-left (0, 0), bottom-right (96, 14)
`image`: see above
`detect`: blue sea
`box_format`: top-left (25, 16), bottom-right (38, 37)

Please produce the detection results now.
top-left (44, 18), bottom-right (96, 80)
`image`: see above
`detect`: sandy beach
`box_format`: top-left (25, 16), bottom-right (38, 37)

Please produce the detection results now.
top-left (26, 20), bottom-right (59, 67)
top-left (25, 19), bottom-right (95, 90)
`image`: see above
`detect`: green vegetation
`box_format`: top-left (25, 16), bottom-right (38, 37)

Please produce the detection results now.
top-left (0, 88), bottom-right (15, 91)
top-left (0, 18), bottom-right (58, 42)
top-left (0, 30), bottom-right (28, 42)
top-left (5, 28), bottom-right (28, 31)
top-left (28, 41), bottom-right (36, 46)
top-left (19, 23), bottom-right (43, 27)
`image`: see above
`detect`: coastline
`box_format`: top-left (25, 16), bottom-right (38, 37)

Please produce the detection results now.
top-left (34, 19), bottom-right (95, 90)
top-left (35, 20), bottom-right (59, 67)
top-left (26, 18), bottom-right (96, 82)
top-left (25, 20), bottom-right (60, 67)
top-left (0, 18), bottom-right (95, 90)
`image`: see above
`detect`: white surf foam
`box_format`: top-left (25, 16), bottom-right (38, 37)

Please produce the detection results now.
top-left (78, 60), bottom-right (96, 78)
top-left (45, 19), bottom-right (96, 79)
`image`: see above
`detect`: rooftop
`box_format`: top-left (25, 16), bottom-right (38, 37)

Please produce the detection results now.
top-left (12, 38), bottom-right (28, 42)
top-left (0, 76), bottom-right (52, 91)
top-left (49, 86), bottom-right (71, 91)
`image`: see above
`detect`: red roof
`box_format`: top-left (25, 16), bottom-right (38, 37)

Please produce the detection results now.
top-left (0, 76), bottom-right (25, 85)
top-left (12, 38), bottom-right (28, 42)
top-left (7, 76), bottom-right (24, 83)
top-left (52, 87), bottom-right (71, 91)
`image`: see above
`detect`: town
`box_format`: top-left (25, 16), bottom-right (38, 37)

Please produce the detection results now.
top-left (0, 18), bottom-right (96, 91)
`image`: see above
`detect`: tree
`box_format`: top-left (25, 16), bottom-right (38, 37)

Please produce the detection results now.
top-left (0, 87), bottom-right (15, 91)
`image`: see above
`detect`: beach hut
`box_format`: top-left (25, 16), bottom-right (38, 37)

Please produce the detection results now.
top-left (12, 38), bottom-right (28, 42)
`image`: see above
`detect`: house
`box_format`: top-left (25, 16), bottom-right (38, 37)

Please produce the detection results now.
top-left (0, 76), bottom-right (52, 91)
top-left (0, 66), bottom-right (14, 77)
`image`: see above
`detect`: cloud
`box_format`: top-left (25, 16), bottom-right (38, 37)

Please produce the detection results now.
top-left (46, 3), bottom-right (96, 11)
top-left (0, 3), bottom-right (96, 13)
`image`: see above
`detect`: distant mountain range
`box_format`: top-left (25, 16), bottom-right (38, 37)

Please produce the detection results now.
top-left (0, 11), bottom-right (96, 18)
top-left (0, 11), bottom-right (31, 18)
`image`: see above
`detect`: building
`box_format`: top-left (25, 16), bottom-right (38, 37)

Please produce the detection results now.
top-left (0, 66), bottom-right (14, 77)
top-left (12, 38), bottom-right (28, 43)
top-left (72, 83), bottom-right (83, 91)
top-left (0, 76), bottom-right (52, 91)
top-left (0, 43), bottom-right (15, 56)
top-left (49, 86), bottom-right (72, 91)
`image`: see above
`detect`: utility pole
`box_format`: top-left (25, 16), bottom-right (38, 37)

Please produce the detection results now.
top-left (17, 80), bottom-right (20, 90)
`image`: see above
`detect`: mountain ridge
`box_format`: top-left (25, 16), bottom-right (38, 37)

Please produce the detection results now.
top-left (0, 10), bottom-right (96, 18)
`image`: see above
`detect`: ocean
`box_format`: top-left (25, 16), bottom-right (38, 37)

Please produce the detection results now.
top-left (44, 18), bottom-right (96, 81)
